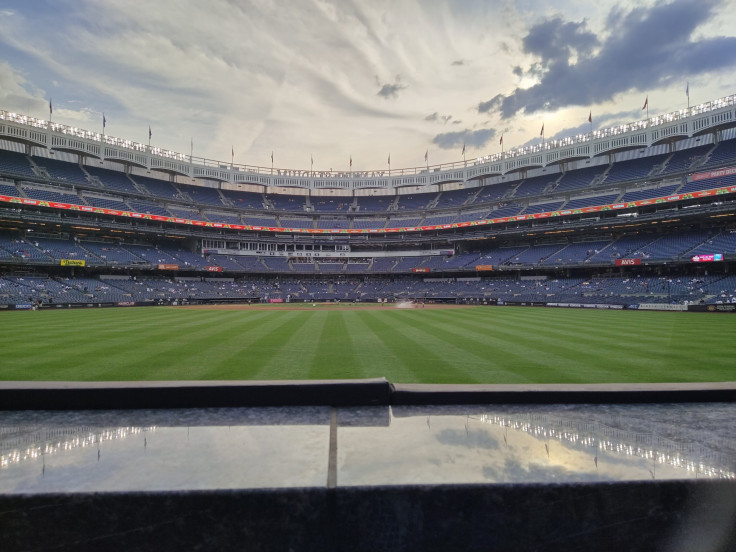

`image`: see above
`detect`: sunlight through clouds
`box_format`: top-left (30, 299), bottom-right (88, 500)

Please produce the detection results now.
top-left (0, 0), bottom-right (733, 169)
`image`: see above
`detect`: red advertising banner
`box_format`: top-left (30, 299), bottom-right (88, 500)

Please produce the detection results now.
top-left (615, 258), bottom-right (642, 266)
top-left (691, 166), bottom-right (736, 181)
top-left (412, 267), bottom-right (430, 273)
top-left (475, 265), bottom-right (494, 271)
top-left (157, 264), bottom-right (179, 270)
top-left (1, 181), bottom-right (735, 236)
top-left (205, 266), bottom-right (223, 272)
top-left (268, 298), bottom-right (284, 303)
top-left (691, 254), bottom-right (723, 263)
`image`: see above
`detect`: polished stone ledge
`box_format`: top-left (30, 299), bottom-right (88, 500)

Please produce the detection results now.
top-left (0, 379), bottom-right (734, 410)
top-left (1, 403), bottom-right (734, 551)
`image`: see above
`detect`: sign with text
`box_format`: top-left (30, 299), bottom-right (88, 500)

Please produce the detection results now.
top-left (615, 258), bottom-right (642, 266)
top-left (691, 254), bottom-right (723, 263)
top-left (60, 259), bottom-right (86, 267)
top-left (691, 166), bottom-right (736, 181)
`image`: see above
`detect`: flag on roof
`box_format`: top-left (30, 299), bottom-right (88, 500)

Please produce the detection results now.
top-left (499, 134), bottom-right (503, 145)
top-left (462, 143), bottom-right (465, 156)
top-left (686, 82), bottom-right (689, 98)
top-left (588, 111), bottom-right (592, 124)
top-left (424, 149), bottom-right (428, 162)
top-left (271, 151), bottom-right (273, 163)
top-left (103, 113), bottom-right (106, 129)
top-left (540, 123), bottom-right (544, 136)
top-left (388, 153), bottom-right (390, 165)
top-left (642, 96), bottom-right (648, 110)
top-left (49, 99), bottom-right (52, 115)
top-left (350, 155), bottom-right (352, 167)
top-left (149, 126), bottom-right (152, 139)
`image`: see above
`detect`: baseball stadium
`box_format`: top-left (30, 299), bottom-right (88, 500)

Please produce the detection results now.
top-left (0, 96), bottom-right (735, 384)
top-left (1, 84), bottom-right (735, 552)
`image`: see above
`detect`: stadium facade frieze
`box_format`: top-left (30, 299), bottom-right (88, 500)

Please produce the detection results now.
top-left (202, 247), bottom-right (454, 259)
top-left (1, 94), bottom-right (734, 191)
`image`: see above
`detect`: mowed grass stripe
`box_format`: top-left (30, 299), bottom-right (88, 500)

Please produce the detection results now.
top-left (334, 309), bottom-right (417, 382)
top-left (1, 306), bottom-right (734, 383)
top-left (309, 311), bottom-right (361, 380)
top-left (407, 309), bottom-right (574, 382)
top-left (243, 310), bottom-right (326, 380)
top-left (413, 308), bottom-right (625, 382)
top-left (396, 310), bottom-right (533, 383)
top-left (0, 309), bottom-right (196, 378)
top-left (411, 307), bottom-right (735, 383)
top-left (455, 310), bottom-right (663, 382)
top-left (194, 310), bottom-right (307, 379)
top-left (360, 311), bottom-right (480, 383)
top-left (117, 309), bottom-right (279, 380)
top-left (10, 309), bottom-right (267, 380)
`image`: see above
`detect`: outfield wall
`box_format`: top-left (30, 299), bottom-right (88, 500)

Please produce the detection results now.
top-left (3, 299), bottom-right (735, 312)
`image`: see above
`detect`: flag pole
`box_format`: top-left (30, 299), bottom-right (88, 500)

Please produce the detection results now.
top-left (388, 154), bottom-right (391, 177)
top-left (271, 151), bottom-right (274, 174)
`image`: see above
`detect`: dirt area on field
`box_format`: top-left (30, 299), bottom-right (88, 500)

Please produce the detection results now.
top-left (176, 302), bottom-right (471, 311)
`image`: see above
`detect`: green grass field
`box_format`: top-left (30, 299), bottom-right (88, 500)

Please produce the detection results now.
top-left (1, 305), bottom-right (734, 383)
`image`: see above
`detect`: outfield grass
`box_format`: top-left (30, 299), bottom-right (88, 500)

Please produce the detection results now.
top-left (1, 305), bottom-right (734, 383)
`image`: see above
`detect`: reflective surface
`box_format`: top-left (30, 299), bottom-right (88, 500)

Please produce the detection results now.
top-left (1, 403), bottom-right (734, 493)
top-left (0, 407), bottom-right (331, 492)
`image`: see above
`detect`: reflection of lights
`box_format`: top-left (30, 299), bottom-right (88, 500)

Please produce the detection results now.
top-left (0, 426), bottom-right (156, 468)
top-left (478, 414), bottom-right (735, 480)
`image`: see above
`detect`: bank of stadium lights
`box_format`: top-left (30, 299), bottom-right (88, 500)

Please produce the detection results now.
top-left (3, 92), bottom-right (736, 170)
top-left (2, 111), bottom-right (46, 130)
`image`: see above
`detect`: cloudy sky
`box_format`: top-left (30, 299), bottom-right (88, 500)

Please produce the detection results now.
top-left (1, 0), bottom-right (734, 172)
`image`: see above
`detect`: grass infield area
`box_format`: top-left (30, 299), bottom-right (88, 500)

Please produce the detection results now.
top-left (1, 303), bottom-right (734, 384)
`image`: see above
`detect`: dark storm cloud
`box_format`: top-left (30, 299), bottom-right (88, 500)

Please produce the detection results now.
top-left (478, 94), bottom-right (503, 114)
top-left (432, 128), bottom-right (496, 150)
top-left (478, 0), bottom-right (736, 119)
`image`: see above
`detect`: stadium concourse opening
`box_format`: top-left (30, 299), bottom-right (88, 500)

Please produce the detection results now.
top-left (1, 97), bottom-right (735, 550)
